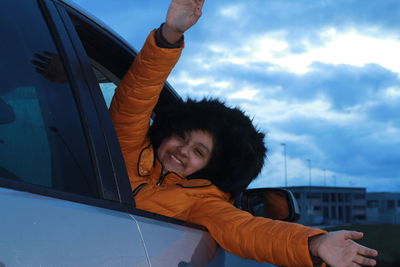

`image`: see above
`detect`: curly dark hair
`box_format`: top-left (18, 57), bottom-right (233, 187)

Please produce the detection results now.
top-left (149, 98), bottom-right (267, 196)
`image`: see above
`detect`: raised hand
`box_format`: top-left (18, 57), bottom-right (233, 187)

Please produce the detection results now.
top-left (309, 230), bottom-right (378, 267)
top-left (32, 51), bottom-right (67, 83)
top-left (163, 0), bottom-right (205, 44)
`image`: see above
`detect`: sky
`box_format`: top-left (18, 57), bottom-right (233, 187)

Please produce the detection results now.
top-left (71, 0), bottom-right (400, 192)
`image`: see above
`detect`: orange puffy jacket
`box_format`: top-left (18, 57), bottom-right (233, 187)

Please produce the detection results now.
top-left (110, 30), bottom-right (326, 266)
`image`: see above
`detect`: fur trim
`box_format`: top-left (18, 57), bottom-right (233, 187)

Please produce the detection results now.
top-left (150, 98), bottom-right (267, 196)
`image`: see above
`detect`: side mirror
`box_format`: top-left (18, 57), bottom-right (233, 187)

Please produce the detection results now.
top-left (239, 188), bottom-right (300, 222)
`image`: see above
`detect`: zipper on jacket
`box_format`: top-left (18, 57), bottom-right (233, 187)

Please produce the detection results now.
top-left (131, 183), bottom-right (148, 197)
top-left (156, 172), bottom-right (167, 186)
top-left (157, 168), bottom-right (184, 186)
top-left (156, 165), bottom-right (167, 186)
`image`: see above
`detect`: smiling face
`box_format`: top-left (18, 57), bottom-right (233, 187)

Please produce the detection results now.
top-left (156, 130), bottom-right (214, 177)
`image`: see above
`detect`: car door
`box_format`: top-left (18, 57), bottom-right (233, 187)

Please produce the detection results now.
top-left (0, 0), bottom-right (148, 266)
top-left (0, 188), bottom-right (150, 266)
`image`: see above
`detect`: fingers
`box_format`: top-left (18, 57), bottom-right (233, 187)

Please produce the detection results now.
top-left (353, 243), bottom-right (378, 266)
top-left (33, 51), bottom-right (55, 63)
top-left (358, 245), bottom-right (378, 257)
top-left (343, 230), bottom-right (363, 240)
top-left (44, 51), bottom-right (56, 57)
top-left (31, 59), bottom-right (49, 69)
top-left (34, 67), bottom-right (47, 75)
top-left (196, 0), bottom-right (205, 9)
top-left (32, 51), bottom-right (54, 69)
top-left (194, 0), bottom-right (204, 17)
top-left (354, 255), bottom-right (377, 266)
top-left (196, 6), bottom-right (202, 17)
top-left (34, 53), bottom-right (50, 62)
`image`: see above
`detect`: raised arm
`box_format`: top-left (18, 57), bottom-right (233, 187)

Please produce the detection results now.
top-left (110, 0), bottom-right (205, 156)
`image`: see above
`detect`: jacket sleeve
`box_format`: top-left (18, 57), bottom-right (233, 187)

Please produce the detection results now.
top-left (187, 195), bottom-right (327, 267)
top-left (110, 30), bottom-right (183, 166)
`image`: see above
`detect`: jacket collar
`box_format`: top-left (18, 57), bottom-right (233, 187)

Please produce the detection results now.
top-left (137, 146), bottom-right (223, 190)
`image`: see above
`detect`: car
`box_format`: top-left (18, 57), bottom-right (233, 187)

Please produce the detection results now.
top-left (0, 0), bottom-right (298, 266)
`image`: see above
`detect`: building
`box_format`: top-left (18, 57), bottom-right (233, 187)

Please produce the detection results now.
top-left (366, 192), bottom-right (400, 224)
top-left (284, 186), bottom-right (366, 226)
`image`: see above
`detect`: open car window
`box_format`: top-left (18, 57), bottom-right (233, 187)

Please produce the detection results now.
top-left (65, 11), bottom-right (135, 109)
top-left (89, 58), bottom-right (119, 107)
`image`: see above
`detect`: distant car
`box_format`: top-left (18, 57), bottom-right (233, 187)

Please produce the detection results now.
top-left (0, 0), bottom-right (298, 266)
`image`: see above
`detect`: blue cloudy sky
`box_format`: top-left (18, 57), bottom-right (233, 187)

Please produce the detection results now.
top-left (72, 0), bottom-right (400, 192)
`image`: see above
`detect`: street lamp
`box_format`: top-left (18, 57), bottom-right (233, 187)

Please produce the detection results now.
top-left (280, 143), bottom-right (288, 187)
top-left (306, 159), bottom-right (312, 225)
top-left (306, 159), bottom-right (311, 187)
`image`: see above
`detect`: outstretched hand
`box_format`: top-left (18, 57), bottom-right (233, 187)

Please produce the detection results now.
top-left (163, 0), bottom-right (205, 44)
top-left (309, 230), bottom-right (378, 267)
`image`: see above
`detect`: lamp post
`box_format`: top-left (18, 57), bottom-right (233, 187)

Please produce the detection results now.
top-left (280, 143), bottom-right (287, 187)
top-left (323, 169), bottom-right (327, 186)
top-left (306, 159), bottom-right (312, 225)
top-left (306, 159), bottom-right (311, 187)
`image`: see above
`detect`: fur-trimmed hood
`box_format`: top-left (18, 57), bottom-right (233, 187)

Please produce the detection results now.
top-left (150, 98), bottom-right (267, 196)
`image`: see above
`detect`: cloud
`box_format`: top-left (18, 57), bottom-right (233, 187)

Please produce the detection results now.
top-left (218, 4), bottom-right (243, 19)
top-left (169, 71), bottom-right (233, 99)
top-left (228, 88), bottom-right (259, 101)
top-left (385, 86), bottom-right (400, 99)
top-left (201, 28), bottom-right (400, 75)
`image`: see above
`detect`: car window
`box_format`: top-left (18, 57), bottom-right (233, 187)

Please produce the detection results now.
top-left (65, 11), bottom-right (135, 109)
top-left (90, 58), bottom-right (119, 108)
top-left (0, 0), bottom-right (99, 197)
top-left (99, 83), bottom-right (116, 107)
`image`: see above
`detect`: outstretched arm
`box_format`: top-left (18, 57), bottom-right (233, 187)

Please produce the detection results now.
top-left (309, 230), bottom-right (378, 267)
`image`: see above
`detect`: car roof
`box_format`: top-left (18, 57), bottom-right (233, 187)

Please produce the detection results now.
top-left (56, 0), bottom-right (138, 54)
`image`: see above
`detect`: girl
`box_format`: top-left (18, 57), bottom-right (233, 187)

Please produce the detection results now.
top-left (110, 0), bottom-right (378, 266)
